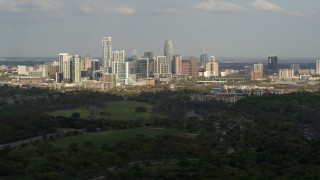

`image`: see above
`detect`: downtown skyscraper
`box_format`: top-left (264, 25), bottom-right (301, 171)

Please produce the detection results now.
top-left (102, 36), bottom-right (112, 72)
top-left (164, 40), bottom-right (173, 74)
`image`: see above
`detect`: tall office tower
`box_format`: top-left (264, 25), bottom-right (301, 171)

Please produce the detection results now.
top-left (63, 57), bottom-right (73, 83)
top-left (137, 58), bottom-right (150, 79)
top-left (73, 55), bottom-right (82, 83)
top-left (268, 56), bottom-right (278, 72)
top-left (117, 50), bottom-right (125, 62)
top-left (290, 64), bottom-right (300, 75)
top-left (182, 56), bottom-right (200, 78)
top-left (154, 56), bottom-right (169, 78)
top-left (91, 60), bottom-right (100, 71)
top-left (252, 63), bottom-right (264, 80)
top-left (113, 62), bottom-right (129, 85)
top-left (132, 49), bottom-right (139, 60)
top-left (316, 60), bottom-right (320, 75)
top-left (113, 51), bottom-right (120, 62)
top-left (279, 69), bottom-right (294, 80)
top-left (59, 53), bottom-right (70, 73)
top-left (144, 52), bottom-right (154, 77)
top-left (84, 55), bottom-right (93, 70)
top-left (49, 62), bottom-right (59, 76)
top-left (112, 50), bottom-right (125, 72)
top-left (39, 65), bottom-right (48, 78)
top-left (200, 50), bottom-right (208, 68)
top-left (164, 40), bottom-right (173, 73)
top-left (244, 66), bottom-right (253, 79)
top-left (172, 55), bottom-right (182, 74)
top-left (205, 56), bottom-right (219, 77)
top-left (102, 36), bottom-right (112, 72)
top-left (254, 63), bottom-right (263, 73)
top-left (144, 52), bottom-right (153, 59)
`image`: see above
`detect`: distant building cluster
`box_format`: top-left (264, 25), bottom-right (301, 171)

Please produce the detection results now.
top-left (1, 35), bottom-right (320, 91)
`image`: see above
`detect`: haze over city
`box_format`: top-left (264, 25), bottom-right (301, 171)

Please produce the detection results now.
top-left (0, 0), bottom-right (319, 58)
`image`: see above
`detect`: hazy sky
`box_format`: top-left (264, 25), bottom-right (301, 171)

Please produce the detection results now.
top-left (0, 0), bottom-right (319, 58)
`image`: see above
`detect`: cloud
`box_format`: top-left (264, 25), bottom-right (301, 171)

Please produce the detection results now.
top-left (79, 4), bottom-right (135, 15)
top-left (0, 0), bottom-right (61, 13)
top-left (116, 7), bottom-right (135, 15)
top-left (0, 0), bottom-right (23, 12)
top-left (252, 0), bottom-right (282, 12)
top-left (194, 1), bottom-right (245, 12)
top-left (287, 11), bottom-right (308, 18)
top-left (164, 8), bottom-right (181, 14)
top-left (30, 0), bottom-right (61, 11)
top-left (158, 8), bottom-right (182, 14)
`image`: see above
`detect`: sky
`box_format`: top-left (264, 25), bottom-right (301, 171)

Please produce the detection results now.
top-left (0, 0), bottom-right (319, 58)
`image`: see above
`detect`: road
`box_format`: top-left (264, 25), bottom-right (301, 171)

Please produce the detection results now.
top-left (0, 133), bottom-right (56, 150)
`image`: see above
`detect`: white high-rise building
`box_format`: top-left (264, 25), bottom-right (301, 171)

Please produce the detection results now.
top-left (102, 36), bottom-right (112, 72)
top-left (63, 57), bottom-right (72, 83)
top-left (39, 65), bottom-right (48, 78)
top-left (316, 60), bottom-right (320, 75)
top-left (279, 69), bottom-right (294, 80)
top-left (83, 55), bottom-right (93, 70)
top-left (59, 53), bottom-right (70, 73)
top-left (73, 55), bottom-right (82, 83)
top-left (253, 63), bottom-right (264, 74)
top-left (112, 62), bottom-right (129, 86)
top-left (164, 40), bottom-right (173, 73)
top-left (119, 50), bottom-right (125, 63)
top-left (204, 56), bottom-right (219, 77)
top-left (154, 56), bottom-right (169, 78)
top-left (18, 65), bottom-right (28, 75)
top-left (112, 50), bottom-right (125, 63)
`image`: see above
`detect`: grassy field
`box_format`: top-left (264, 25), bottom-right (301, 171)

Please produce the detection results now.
top-left (49, 101), bottom-right (155, 120)
top-left (49, 127), bottom-right (197, 149)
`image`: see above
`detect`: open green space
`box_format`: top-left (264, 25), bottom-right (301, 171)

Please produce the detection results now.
top-left (50, 127), bottom-right (197, 149)
top-left (49, 101), bottom-right (155, 120)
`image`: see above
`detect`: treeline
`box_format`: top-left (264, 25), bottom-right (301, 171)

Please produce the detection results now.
top-left (0, 113), bottom-right (150, 144)
top-left (1, 90), bottom-right (320, 178)
top-left (0, 86), bottom-right (121, 113)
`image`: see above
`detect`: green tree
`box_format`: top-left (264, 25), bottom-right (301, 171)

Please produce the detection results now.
top-left (71, 112), bottom-right (80, 118)
top-left (135, 107), bottom-right (147, 113)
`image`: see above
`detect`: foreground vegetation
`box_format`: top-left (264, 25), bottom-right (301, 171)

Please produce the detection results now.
top-left (49, 101), bottom-right (154, 120)
top-left (1, 86), bottom-right (320, 179)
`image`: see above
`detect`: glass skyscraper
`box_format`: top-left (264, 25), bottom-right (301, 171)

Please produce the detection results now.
top-left (268, 56), bottom-right (278, 70)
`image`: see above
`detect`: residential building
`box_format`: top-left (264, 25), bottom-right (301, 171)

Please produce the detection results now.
top-left (83, 55), bottom-right (93, 70)
top-left (154, 56), bottom-right (170, 78)
top-left (279, 69), bottom-right (294, 80)
top-left (252, 63), bottom-right (264, 80)
top-left (102, 36), bottom-right (112, 72)
top-left (164, 40), bottom-right (173, 73)
top-left (39, 65), bottom-right (48, 78)
top-left (113, 50), bottom-right (125, 63)
top-left (316, 59), bottom-right (320, 75)
top-left (59, 53), bottom-right (71, 73)
top-left (172, 55), bottom-right (182, 74)
top-left (73, 55), bottom-right (82, 83)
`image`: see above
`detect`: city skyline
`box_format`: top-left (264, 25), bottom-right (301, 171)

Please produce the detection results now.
top-left (0, 0), bottom-right (319, 58)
